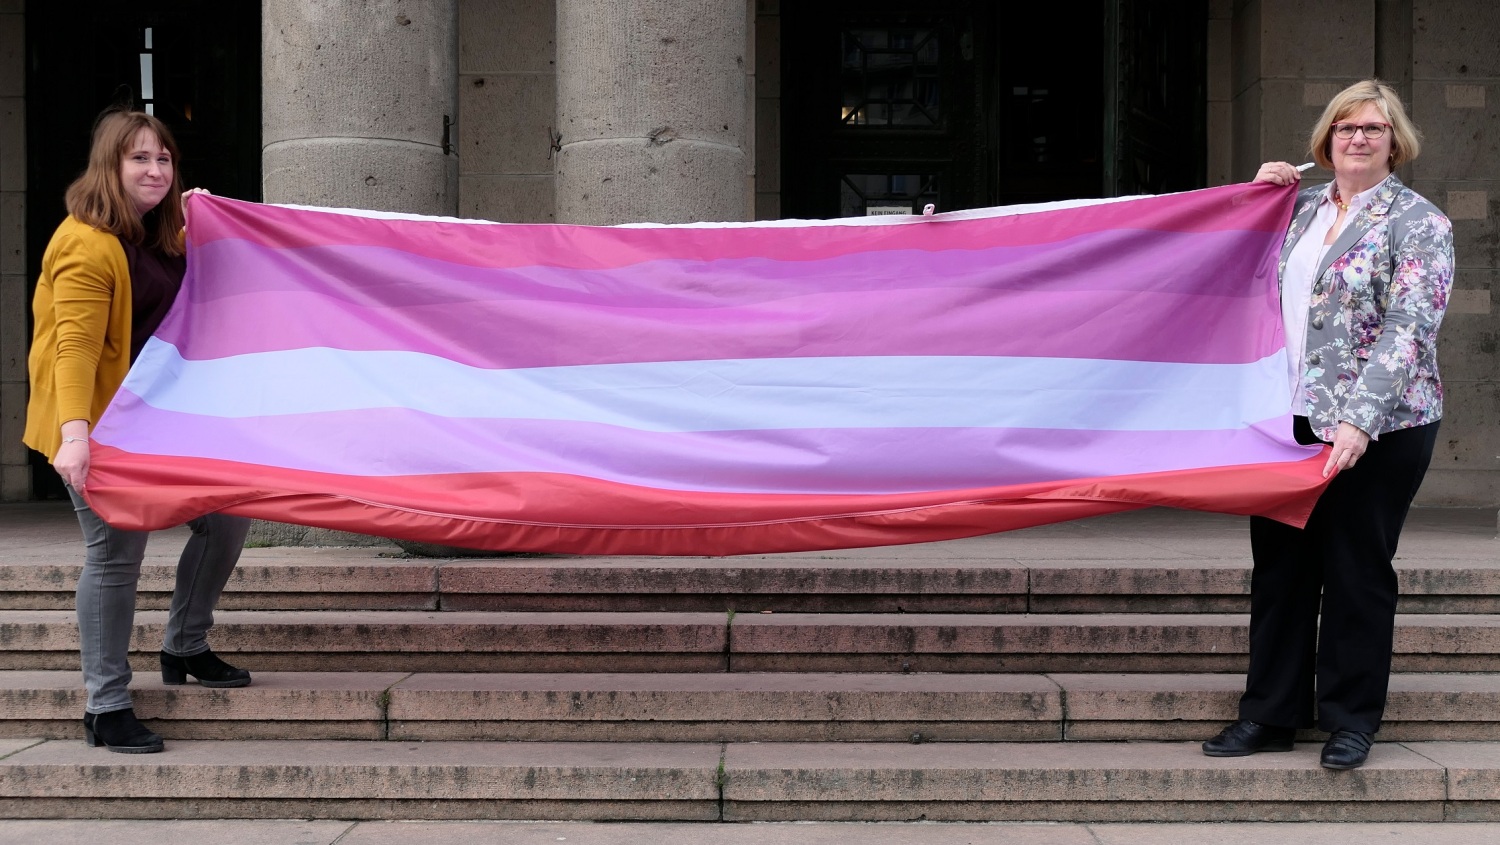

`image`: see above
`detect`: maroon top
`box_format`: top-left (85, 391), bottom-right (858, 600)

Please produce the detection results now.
top-left (121, 239), bottom-right (186, 364)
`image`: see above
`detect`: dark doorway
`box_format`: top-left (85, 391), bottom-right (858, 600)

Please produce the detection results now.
top-left (24, 0), bottom-right (261, 498)
top-left (780, 1), bottom-right (1206, 218)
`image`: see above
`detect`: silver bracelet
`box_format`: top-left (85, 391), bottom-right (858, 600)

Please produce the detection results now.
top-left (61, 437), bottom-right (87, 445)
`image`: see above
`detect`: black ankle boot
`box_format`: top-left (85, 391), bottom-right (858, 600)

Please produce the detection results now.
top-left (160, 649), bottom-right (252, 688)
top-left (83, 708), bottom-right (163, 754)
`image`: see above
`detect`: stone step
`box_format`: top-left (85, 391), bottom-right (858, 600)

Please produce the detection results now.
top-left (719, 741), bottom-right (1500, 822)
top-left (0, 610), bottom-right (729, 672)
top-left (5, 671), bottom-right (1500, 743)
top-left (0, 738), bottom-right (1496, 822)
top-left (8, 821), bottom-right (1500, 845)
top-left (5, 554), bottom-right (1499, 613)
top-left (4, 610), bottom-right (1500, 673)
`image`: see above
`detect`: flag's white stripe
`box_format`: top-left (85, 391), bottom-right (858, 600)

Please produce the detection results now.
top-left (127, 339), bottom-right (1291, 433)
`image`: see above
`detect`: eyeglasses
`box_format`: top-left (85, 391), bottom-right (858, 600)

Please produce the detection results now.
top-left (1331, 122), bottom-right (1391, 140)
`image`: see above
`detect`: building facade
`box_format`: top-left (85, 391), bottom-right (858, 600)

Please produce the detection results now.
top-left (1, 0), bottom-right (1496, 507)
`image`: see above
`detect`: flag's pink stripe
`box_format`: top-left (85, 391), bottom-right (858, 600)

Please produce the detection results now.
top-left (95, 394), bottom-right (1316, 495)
top-left (187, 184), bottom-right (1293, 271)
top-left (159, 231), bottom-right (1282, 366)
top-left (180, 227), bottom-right (1275, 306)
top-left (85, 445), bottom-right (1330, 553)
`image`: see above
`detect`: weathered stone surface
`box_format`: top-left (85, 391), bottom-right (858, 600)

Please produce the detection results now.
top-left (723, 799), bottom-right (1443, 823)
top-left (721, 741), bottom-right (1446, 803)
top-left (1409, 741), bottom-right (1500, 800)
top-left (0, 739), bottom-right (722, 800)
top-left (0, 797), bottom-right (718, 822)
top-left (459, 73), bottom-right (555, 175)
top-left (263, 0), bottom-right (459, 214)
top-left (459, 174), bottom-right (555, 223)
top-left (1413, 0), bottom-right (1500, 78)
top-left (388, 671), bottom-right (1060, 722)
top-left (459, 0), bottom-right (555, 74)
top-left (438, 558), bottom-right (1027, 612)
top-left (262, 139), bottom-right (458, 216)
top-left (555, 0), bottom-right (747, 224)
top-left (0, 819), bottom-right (356, 845)
top-left (338, 820), bottom-right (1101, 844)
top-left (1249, 0), bottom-right (1373, 80)
top-left (730, 612), bottom-right (1251, 657)
top-left (0, 670), bottom-right (405, 721)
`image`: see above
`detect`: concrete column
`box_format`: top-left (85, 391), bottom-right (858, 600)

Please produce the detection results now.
top-left (0, 2), bottom-right (29, 501)
top-left (555, 0), bottom-right (748, 224)
top-left (262, 0), bottom-right (458, 214)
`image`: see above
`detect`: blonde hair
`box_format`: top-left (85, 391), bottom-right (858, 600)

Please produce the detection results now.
top-left (64, 111), bottom-right (185, 256)
top-left (1308, 79), bottom-right (1422, 171)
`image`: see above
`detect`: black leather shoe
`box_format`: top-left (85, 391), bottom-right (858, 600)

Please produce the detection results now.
top-left (160, 649), bottom-right (252, 688)
top-left (83, 708), bottom-right (163, 754)
top-left (1202, 719), bottom-right (1296, 757)
top-left (1321, 729), bottom-right (1374, 769)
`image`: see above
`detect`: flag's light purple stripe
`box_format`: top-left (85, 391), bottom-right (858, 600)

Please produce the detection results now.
top-left (93, 394), bottom-right (1315, 494)
top-left (119, 342), bottom-right (1293, 434)
top-left (159, 229), bottom-right (1282, 367)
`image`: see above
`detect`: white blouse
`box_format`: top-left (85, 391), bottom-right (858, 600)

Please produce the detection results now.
top-left (1280, 180), bottom-right (1382, 412)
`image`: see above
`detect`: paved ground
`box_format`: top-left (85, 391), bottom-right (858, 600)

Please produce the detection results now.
top-left (0, 820), bottom-right (1498, 844)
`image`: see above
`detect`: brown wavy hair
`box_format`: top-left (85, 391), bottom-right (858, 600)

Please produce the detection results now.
top-left (64, 111), bottom-right (185, 256)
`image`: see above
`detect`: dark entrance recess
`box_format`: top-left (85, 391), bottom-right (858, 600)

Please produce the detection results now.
top-left (780, 0), bottom-right (1206, 218)
top-left (24, 0), bottom-right (262, 498)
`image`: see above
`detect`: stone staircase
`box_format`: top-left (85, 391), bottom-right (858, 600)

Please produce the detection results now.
top-left (0, 503), bottom-right (1497, 822)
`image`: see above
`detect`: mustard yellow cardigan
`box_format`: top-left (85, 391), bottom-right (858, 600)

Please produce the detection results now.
top-left (24, 216), bottom-right (135, 462)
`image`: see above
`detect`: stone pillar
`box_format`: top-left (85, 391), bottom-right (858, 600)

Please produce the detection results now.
top-left (262, 0), bottom-right (458, 214)
top-left (555, 0), bottom-right (748, 224)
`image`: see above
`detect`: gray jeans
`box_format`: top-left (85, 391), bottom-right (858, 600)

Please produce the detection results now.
top-left (68, 486), bottom-right (250, 714)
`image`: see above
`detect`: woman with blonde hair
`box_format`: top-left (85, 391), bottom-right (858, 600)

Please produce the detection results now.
top-left (1202, 80), bottom-right (1453, 769)
top-left (25, 110), bottom-right (253, 754)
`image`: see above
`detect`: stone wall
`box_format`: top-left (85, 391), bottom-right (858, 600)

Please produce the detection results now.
top-left (457, 0), bottom-right (557, 223)
top-left (0, 1), bottom-right (27, 501)
top-left (753, 0), bottom-right (779, 218)
top-left (1232, 0), bottom-right (1498, 506)
top-left (1407, 0), bottom-right (1499, 505)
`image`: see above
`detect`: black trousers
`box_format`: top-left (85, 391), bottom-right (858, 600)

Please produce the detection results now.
top-left (1238, 416), bottom-right (1438, 734)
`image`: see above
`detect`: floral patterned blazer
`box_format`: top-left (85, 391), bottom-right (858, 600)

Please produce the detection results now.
top-left (1278, 174), bottom-right (1454, 442)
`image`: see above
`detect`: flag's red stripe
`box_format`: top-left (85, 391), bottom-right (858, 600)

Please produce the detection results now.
top-left (84, 445), bottom-right (1330, 556)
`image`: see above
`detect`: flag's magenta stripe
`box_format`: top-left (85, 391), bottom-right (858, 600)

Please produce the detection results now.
top-left (187, 184), bottom-right (1293, 271)
top-left (160, 232), bottom-right (1282, 367)
top-left (92, 397), bottom-right (1316, 494)
top-left (84, 444), bottom-right (1331, 555)
top-left (160, 285), bottom-right (1281, 367)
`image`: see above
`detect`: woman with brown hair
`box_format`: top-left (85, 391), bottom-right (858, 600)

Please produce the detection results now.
top-left (24, 110), bottom-right (253, 754)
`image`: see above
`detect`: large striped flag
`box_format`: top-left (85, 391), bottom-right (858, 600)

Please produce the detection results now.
top-left (84, 185), bottom-right (1328, 555)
